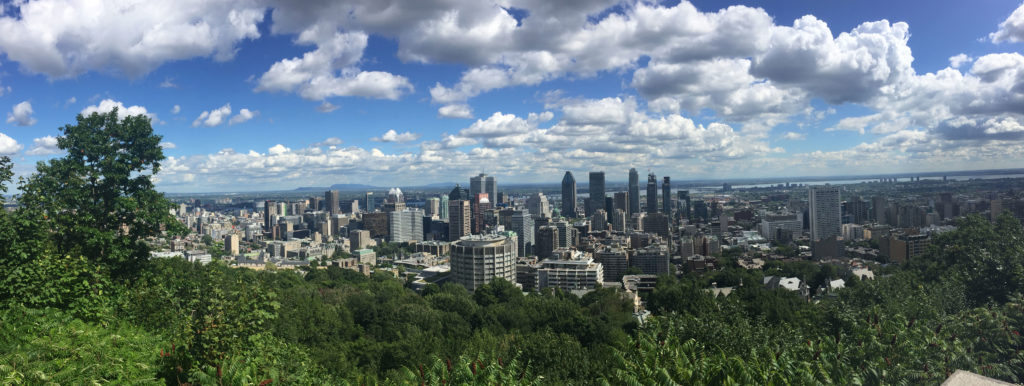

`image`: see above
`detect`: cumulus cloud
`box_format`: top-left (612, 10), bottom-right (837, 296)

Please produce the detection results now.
top-left (949, 54), bottom-right (973, 69)
top-left (0, 133), bottom-right (22, 155)
top-left (81, 99), bottom-right (153, 120)
top-left (228, 108), bottom-right (258, 125)
top-left (171, 105), bottom-right (181, 114)
top-left (160, 78), bottom-right (178, 88)
top-left (159, 141), bottom-right (177, 149)
top-left (6, 101), bottom-right (36, 126)
top-left (255, 31), bottom-right (412, 100)
top-left (990, 3), bottom-right (1024, 43)
top-left (438, 104), bottom-right (474, 119)
top-left (0, 0), bottom-right (264, 78)
top-left (371, 129), bottom-right (421, 143)
top-left (193, 103), bottom-right (232, 127)
top-left (26, 135), bottom-right (62, 155)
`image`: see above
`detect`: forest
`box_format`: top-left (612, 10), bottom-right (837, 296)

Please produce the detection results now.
top-left (1, 110), bottom-right (1023, 384)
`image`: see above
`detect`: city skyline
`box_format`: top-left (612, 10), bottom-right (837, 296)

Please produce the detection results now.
top-left (0, 1), bottom-right (1023, 192)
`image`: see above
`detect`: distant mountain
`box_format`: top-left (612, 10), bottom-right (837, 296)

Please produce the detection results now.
top-left (294, 183), bottom-right (379, 192)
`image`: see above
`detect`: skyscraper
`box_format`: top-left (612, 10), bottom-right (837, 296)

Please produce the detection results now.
top-left (263, 200), bottom-right (277, 233)
top-left (613, 192), bottom-right (629, 213)
top-left (662, 176), bottom-right (671, 216)
top-left (527, 192), bottom-right (551, 219)
top-left (389, 208), bottom-right (425, 243)
top-left (561, 171), bottom-right (577, 217)
top-left (425, 197), bottom-right (440, 218)
top-left (628, 168), bottom-right (640, 216)
top-left (325, 190), bottom-right (340, 215)
top-left (471, 193), bottom-right (491, 234)
top-left (440, 194), bottom-right (450, 221)
top-left (646, 173), bottom-right (657, 213)
top-left (809, 185), bottom-right (842, 241)
top-left (588, 171), bottom-right (605, 216)
top-left (470, 173), bottom-right (498, 205)
top-left (536, 226), bottom-right (559, 259)
top-left (511, 209), bottom-right (535, 257)
top-left (872, 196), bottom-right (888, 224)
top-left (449, 200), bottom-right (471, 241)
top-left (449, 184), bottom-right (469, 201)
top-left (365, 191), bottom-right (376, 212)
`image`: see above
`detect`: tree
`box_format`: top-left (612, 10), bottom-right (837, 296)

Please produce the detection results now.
top-left (17, 108), bottom-right (185, 280)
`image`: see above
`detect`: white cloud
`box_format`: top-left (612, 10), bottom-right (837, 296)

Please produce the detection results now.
top-left (782, 132), bottom-right (806, 140)
top-left (371, 129), bottom-right (421, 143)
top-left (159, 141), bottom-right (177, 149)
top-left (255, 31), bottom-right (413, 100)
top-left (160, 78), bottom-right (178, 88)
top-left (171, 105), bottom-right (181, 114)
top-left (26, 135), bottom-right (61, 155)
top-left (6, 101), bottom-right (36, 126)
top-left (268, 144), bottom-right (290, 155)
top-left (65, 96), bottom-right (77, 106)
top-left (316, 101), bottom-right (339, 113)
top-left (314, 137), bottom-right (343, 147)
top-left (438, 104), bottom-right (474, 119)
top-left (0, 0), bottom-right (264, 78)
top-left (949, 54), bottom-right (973, 69)
top-left (0, 132), bottom-right (22, 155)
top-left (990, 3), bottom-right (1024, 43)
top-left (80, 99), bottom-right (153, 120)
top-left (228, 108), bottom-right (258, 125)
top-left (193, 103), bottom-right (232, 127)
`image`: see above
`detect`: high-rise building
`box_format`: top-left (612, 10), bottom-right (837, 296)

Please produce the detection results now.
top-left (326, 190), bottom-right (340, 215)
top-left (383, 188), bottom-right (406, 212)
top-left (448, 200), bottom-right (471, 241)
top-left (471, 193), bottom-right (491, 234)
top-left (536, 225), bottom-right (559, 259)
top-left (365, 192), bottom-right (376, 212)
top-left (677, 191), bottom-right (691, 220)
top-left (224, 234), bottom-right (239, 255)
top-left (588, 171), bottom-right (605, 216)
top-left (872, 196), bottom-right (887, 224)
top-left (646, 173), bottom-right (657, 213)
top-left (449, 184), bottom-right (469, 201)
top-left (308, 196), bottom-right (322, 212)
top-left (511, 209), bottom-right (535, 257)
top-left (554, 220), bottom-right (577, 248)
top-left (591, 209), bottom-right (608, 232)
top-left (628, 168), bottom-right (640, 216)
top-left (643, 212), bottom-right (670, 240)
top-left (389, 208), bottom-right (425, 243)
top-left (662, 176), bottom-right (672, 216)
top-left (527, 192), bottom-right (551, 219)
top-left (611, 209), bottom-right (627, 232)
top-left (632, 243), bottom-right (669, 275)
top-left (470, 173), bottom-right (498, 205)
top-left (561, 170), bottom-right (577, 217)
top-left (614, 192), bottom-right (629, 214)
top-left (536, 253), bottom-right (604, 292)
top-left (450, 234), bottom-right (517, 291)
top-left (809, 185), bottom-right (842, 241)
top-left (439, 194), bottom-right (450, 221)
top-left (362, 212), bottom-right (390, 239)
top-left (425, 197), bottom-right (440, 218)
top-left (595, 246), bottom-right (629, 283)
top-left (263, 200), bottom-right (277, 234)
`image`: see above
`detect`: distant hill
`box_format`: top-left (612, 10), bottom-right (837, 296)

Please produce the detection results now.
top-left (294, 183), bottom-right (379, 192)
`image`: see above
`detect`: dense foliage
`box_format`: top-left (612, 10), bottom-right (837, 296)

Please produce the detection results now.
top-left (2, 111), bottom-right (1024, 384)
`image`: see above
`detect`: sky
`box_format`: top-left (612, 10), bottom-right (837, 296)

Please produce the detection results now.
top-left (0, 0), bottom-right (1024, 192)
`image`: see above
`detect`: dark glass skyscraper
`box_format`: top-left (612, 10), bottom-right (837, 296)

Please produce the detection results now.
top-left (628, 168), bottom-right (639, 216)
top-left (325, 190), bottom-right (340, 215)
top-left (588, 171), bottom-right (605, 216)
top-left (561, 171), bottom-right (577, 218)
top-left (646, 173), bottom-right (657, 213)
top-left (662, 176), bottom-right (671, 216)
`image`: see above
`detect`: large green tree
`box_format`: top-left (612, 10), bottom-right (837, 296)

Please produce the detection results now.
top-left (17, 108), bottom-right (184, 279)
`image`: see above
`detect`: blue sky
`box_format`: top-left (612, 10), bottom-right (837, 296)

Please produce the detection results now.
top-left (1, 0), bottom-right (1023, 192)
